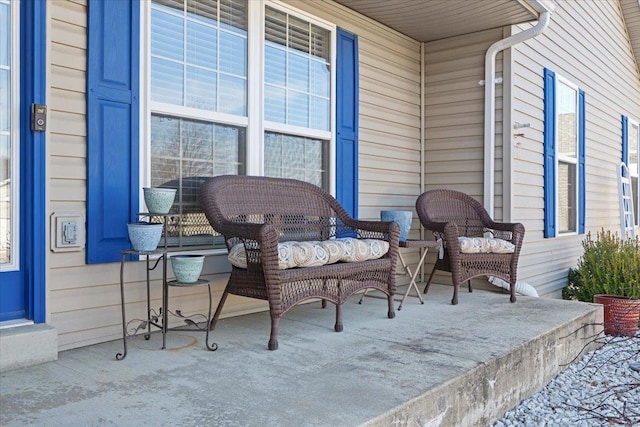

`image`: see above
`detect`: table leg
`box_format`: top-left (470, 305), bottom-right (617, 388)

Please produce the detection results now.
top-left (397, 249), bottom-right (429, 310)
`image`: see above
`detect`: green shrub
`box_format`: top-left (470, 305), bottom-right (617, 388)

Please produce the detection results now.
top-left (562, 229), bottom-right (640, 302)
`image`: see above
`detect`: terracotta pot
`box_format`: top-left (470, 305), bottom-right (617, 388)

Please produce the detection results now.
top-left (593, 294), bottom-right (640, 337)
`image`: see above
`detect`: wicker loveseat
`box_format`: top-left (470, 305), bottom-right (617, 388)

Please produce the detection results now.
top-left (200, 175), bottom-right (400, 350)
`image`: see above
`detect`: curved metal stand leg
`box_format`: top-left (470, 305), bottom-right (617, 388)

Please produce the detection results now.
top-left (205, 284), bottom-right (218, 351)
top-left (144, 255), bottom-right (153, 340)
top-left (161, 258), bottom-right (168, 350)
top-left (116, 253), bottom-right (128, 360)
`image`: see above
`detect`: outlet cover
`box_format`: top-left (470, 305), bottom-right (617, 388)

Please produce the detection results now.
top-left (50, 212), bottom-right (85, 252)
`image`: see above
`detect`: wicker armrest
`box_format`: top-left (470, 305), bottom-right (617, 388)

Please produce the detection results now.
top-left (348, 219), bottom-right (401, 242)
top-left (487, 221), bottom-right (525, 244)
top-left (216, 221), bottom-right (266, 242)
top-left (216, 221), bottom-right (280, 272)
top-left (442, 222), bottom-right (462, 251)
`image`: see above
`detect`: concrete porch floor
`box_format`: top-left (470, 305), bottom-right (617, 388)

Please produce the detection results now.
top-left (0, 284), bottom-right (602, 427)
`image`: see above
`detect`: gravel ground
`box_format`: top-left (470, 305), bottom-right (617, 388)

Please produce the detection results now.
top-left (490, 331), bottom-right (640, 427)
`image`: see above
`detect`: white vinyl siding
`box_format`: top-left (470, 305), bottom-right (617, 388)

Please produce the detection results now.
top-left (48, 0), bottom-right (421, 350)
top-left (423, 28), bottom-right (505, 219)
top-left (511, 0), bottom-right (640, 295)
top-left (620, 0), bottom-right (640, 76)
top-left (280, 0), bottom-right (423, 275)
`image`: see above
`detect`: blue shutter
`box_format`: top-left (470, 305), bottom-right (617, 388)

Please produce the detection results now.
top-left (622, 115), bottom-right (629, 163)
top-left (543, 68), bottom-right (556, 238)
top-left (86, 0), bottom-right (140, 263)
top-left (578, 89), bottom-right (586, 234)
top-left (336, 28), bottom-right (359, 218)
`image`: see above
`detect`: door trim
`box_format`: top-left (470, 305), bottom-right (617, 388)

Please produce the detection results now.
top-left (20, 0), bottom-right (47, 322)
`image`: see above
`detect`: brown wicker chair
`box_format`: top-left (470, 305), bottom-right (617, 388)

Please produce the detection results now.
top-left (200, 175), bottom-right (400, 350)
top-left (415, 189), bottom-right (525, 305)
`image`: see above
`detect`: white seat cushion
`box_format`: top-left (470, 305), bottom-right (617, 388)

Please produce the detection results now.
top-left (227, 238), bottom-right (390, 269)
top-left (458, 236), bottom-right (515, 254)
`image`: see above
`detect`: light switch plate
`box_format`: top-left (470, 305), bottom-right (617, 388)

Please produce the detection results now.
top-left (50, 212), bottom-right (85, 252)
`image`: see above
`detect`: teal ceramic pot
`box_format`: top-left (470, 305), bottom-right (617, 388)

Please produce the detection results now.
top-left (171, 255), bottom-right (205, 283)
top-left (380, 210), bottom-right (412, 242)
top-left (127, 222), bottom-right (164, 252)
top-left (143, 187), bottom-right (177, 214)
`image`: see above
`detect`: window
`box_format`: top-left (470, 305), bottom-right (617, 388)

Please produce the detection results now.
top-left (87, 1), bottom-right (356, 263)
top-left (144, 0), bottom-right (335, 249)
top-left (543, 69), bottom-right (586, 237)
top-left (623, 117), bottom-right (639, 226)
top-left (556, 79), bottom-right (578, 233)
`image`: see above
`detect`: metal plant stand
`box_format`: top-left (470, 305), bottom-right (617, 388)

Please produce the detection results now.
top-left (116, 214), bottom-right (217, 361)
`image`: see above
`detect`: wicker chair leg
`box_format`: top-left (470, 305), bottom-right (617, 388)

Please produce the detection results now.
top-left (268, 316), bottom-right (279, 350)
top-left (387, 295), bottom-right (396, 319)
top-left (322, 299), bottom-right (327, 309)
top-left (467, 280), bottom-right (472, 293)
top-left (423, 263), bottom-right (438, 294)
top-left (335, 303), bottom-right (343, 332)
top-left (451, 283), bottom-right (459, 305)
top-left (510, 279), bottom-right (517, 303)
top-left (208, 287), bottom-right (230, 330)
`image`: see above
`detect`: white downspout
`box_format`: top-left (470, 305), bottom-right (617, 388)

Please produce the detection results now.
top-left (483, 9), bottom-right (551, 217)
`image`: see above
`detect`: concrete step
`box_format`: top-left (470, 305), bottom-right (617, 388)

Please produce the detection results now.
top-left (0, 323), bottom-right (58, 372)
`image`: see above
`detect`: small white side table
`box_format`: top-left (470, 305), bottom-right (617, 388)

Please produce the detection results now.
top-left (395, 239), bottom-right (440, 310)
top-left (358, 239), bottom-right (440, 310)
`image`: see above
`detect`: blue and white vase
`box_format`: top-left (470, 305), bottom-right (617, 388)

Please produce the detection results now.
top-left (171, 255), bottom-right (205, 283)
top-left (127, 222), bottom-right (164, 252)
top-left (143, 187), bottom-right (177, 215)
top-left (380, 210), bottom-right (412, 242)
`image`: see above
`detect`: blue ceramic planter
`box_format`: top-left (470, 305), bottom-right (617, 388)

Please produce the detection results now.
top-left (143, 187), bottom-right (177, 214)
top-left (127, 222), bottom-right (164, 252)
top-left (171, 255), bottom-right (205, 283)
top-left (380, 210), bottom-right (412, 242)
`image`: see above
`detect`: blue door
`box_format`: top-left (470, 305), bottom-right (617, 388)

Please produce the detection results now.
top-left (0, 0), bottom-right (46, 324)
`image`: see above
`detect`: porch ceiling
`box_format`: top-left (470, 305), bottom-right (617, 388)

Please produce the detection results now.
top-left (331, 0), bottom-right (543, 42)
